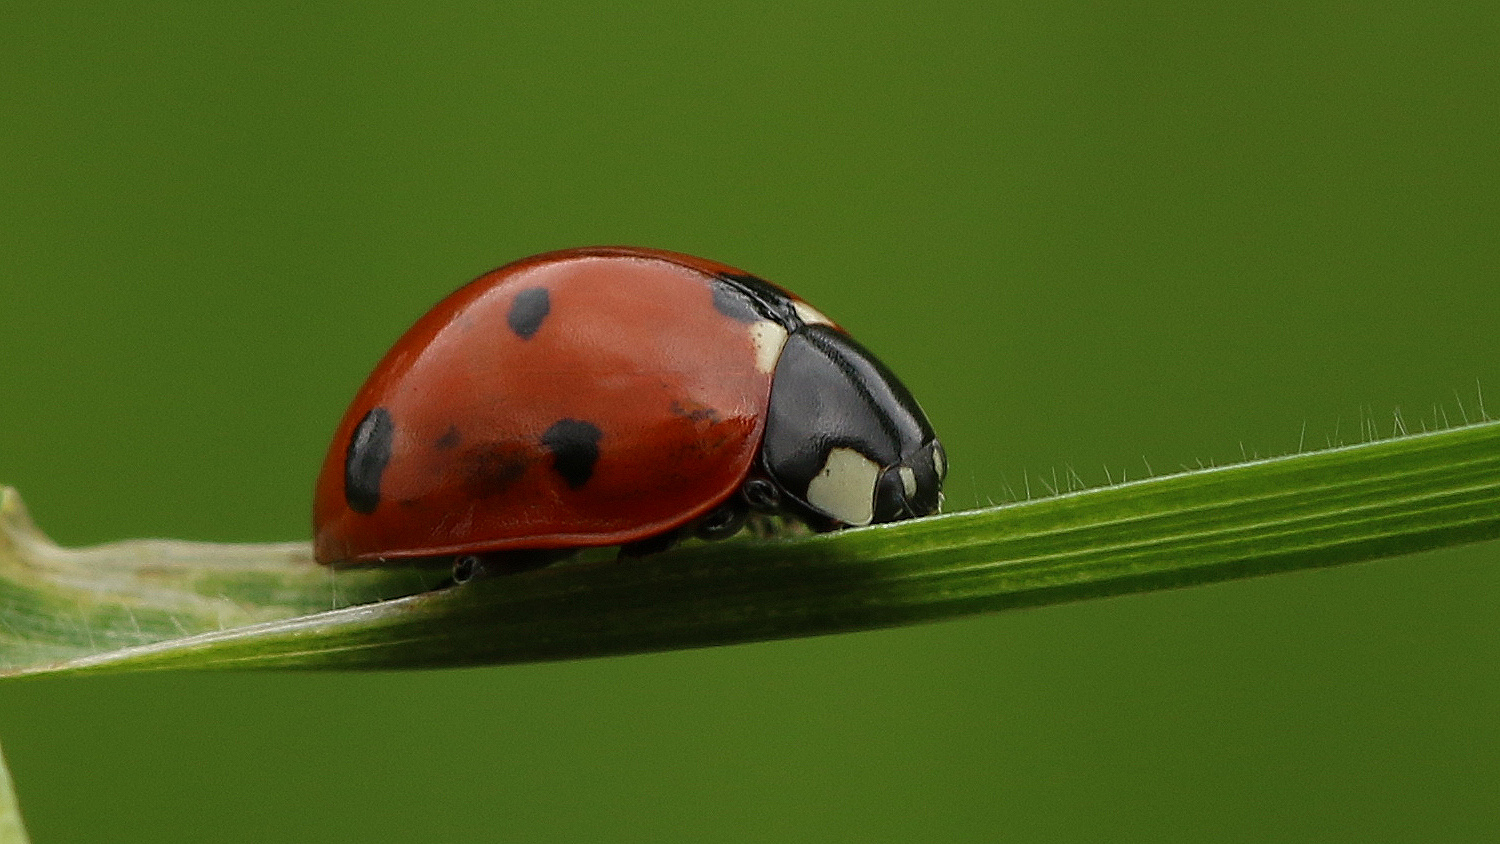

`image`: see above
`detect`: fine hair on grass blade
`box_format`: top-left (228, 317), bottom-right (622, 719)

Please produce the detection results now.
top-left (1, 419), bottom-right (1498, 677)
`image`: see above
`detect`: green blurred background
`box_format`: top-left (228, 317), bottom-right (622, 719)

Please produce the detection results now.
top-left (2, 2), bottom-right (1497, 841)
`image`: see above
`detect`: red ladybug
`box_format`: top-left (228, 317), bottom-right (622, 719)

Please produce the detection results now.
top-left (313, 246), bottom-right (945, 576)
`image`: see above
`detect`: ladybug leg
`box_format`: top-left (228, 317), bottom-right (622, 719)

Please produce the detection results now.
top-left (618, 529), bottom-right (683, 558)
top-left (450, 549), bottom-right (571, 584)
top-left (738, 474), bottom-right (838, 536)
top-left (693, 497), bottom-right (749, 541)
top-left (617, 497), bottom-right (748, 560)
top-left (740, 476), bottom-right (781, 512)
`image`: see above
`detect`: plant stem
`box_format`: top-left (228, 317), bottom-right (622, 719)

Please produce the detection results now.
top-left (4, 420), bottom-right (1495, 676)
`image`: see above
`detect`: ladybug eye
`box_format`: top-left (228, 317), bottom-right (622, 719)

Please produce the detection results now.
top-left (873, 465), bottom-right (912, 523)
top-left (902, 440), bottom-right (945, 518)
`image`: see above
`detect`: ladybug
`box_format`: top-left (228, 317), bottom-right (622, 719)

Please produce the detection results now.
top-left (313, 246), bottom-right (945, 577)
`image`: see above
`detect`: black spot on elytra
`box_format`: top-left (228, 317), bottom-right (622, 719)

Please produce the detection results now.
top-left (541, 419), bottom-right (602, 488)
top-left (711, 273), bottom-right (800, 329)
top-left (669, 400), bottom-right (721, 424)
top-left (345, 407), bottom-right (394, 514)
top-left (508, 287), bottom-right (551, 339)
top-left (711, 283), bottom-right (760, 323)
top-left (460, 442), bottom-right (531, 499)
top-left (434, 425), bottom-right (460, 450)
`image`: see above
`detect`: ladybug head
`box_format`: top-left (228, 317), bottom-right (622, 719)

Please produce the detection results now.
top-left (871, 437), bottom-right (947, 523)
top-left (758, 325), bottom-right (946, 529)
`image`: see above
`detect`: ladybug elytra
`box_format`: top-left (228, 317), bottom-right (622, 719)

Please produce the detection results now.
top-left (313, 247), bottom-right (945, 575)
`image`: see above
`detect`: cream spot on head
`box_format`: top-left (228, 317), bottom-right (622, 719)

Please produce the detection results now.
top-left (792, 300), bottom-right (835, 327)
top-left (748, 320), bottom-right (789, 374)
top-left (806, 447), bottom-right (880, 526)
top-left (932, 443), bottom-right (946, 479)
top-left (899, 466), bottom-right (917, 499)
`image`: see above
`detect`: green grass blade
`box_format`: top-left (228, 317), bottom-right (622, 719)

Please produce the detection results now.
top-left (3, 420), bottom-right (1499, 676)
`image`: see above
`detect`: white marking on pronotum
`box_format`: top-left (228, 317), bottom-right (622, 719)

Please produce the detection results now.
top-left (931, 444), bottom-right (946, 480)
top-left (806, 447), bottom-right (881, 526)
top-left (747, 320), bottom-right (789, 374)
top-left (792, 300), bottom-right (835, 327)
